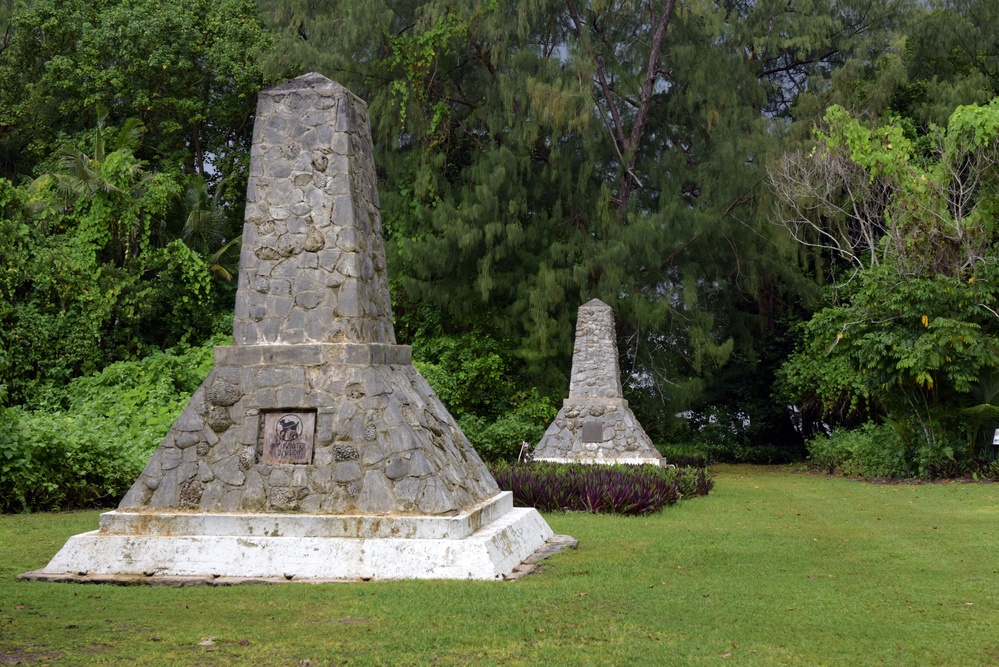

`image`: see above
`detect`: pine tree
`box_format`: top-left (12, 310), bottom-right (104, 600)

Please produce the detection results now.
top-left (255, 0), bottom-right (909, 452)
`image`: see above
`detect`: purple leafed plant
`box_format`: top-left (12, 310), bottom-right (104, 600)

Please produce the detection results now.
top-left (488, 462), bottom-right (713, 515)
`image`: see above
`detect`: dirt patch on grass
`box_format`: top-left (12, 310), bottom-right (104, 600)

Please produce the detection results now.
top-left (0, 647), bottom-right (62, 665)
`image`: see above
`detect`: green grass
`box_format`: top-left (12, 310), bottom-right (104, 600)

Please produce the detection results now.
top-left (2, 465), bottom-right (997, 665)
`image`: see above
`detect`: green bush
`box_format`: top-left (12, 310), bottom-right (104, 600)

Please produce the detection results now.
top-left (658, 406), bottom-right (792, 464)
top-left (412, 331), bottom-right (516, 418)
top-left (805, 421), bottom-right (964, 479)
top-left (0, 344), bottom-right (213, 512)
top-left (459, 388), bottom-right (557, 461)
top-left (806, 423), bottom-right (904, 477)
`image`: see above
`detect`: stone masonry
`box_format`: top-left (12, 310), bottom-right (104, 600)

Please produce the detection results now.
top-left (532, 299), bottom-right (663, 465)
top-left (112, 73), bottom-right (499, 516)
top-left (233, 73), bottom-right (394, 347)
top-left (26, 74), bottom-right (568, 582)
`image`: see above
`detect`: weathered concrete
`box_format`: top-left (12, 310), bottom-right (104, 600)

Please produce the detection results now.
top-left (533, 299), bottom-right (663, 465)
top-left (27, 505), bottom-right (556, 581)
top-left (29, 74), bottom-right (563, 582)
top-left (20, 533), bottom-right (578, 585)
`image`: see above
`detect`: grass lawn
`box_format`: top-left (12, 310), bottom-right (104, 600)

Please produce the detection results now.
top-left (1, 464), bottom-right (997, 665)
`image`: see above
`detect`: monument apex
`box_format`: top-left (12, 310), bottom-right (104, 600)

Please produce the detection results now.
top-left (234, 73), bottom-right (394, 345)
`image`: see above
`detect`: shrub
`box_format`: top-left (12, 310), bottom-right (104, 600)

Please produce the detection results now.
top-left (659, 406), bottom-right (795, 464)
top-left (488, 461), bottom-right (713, 515)
top-left (806, 421), bottom-right (965, 479)
top-left (657, 448), bottom-right (711, 468)
top-left (459, 388), bottom-right (557, 461)
top-left (0, 344), bottom-right (213, 512)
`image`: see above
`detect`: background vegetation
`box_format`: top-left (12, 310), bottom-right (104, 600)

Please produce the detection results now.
top-left (3, 0), bottom-right (999, 497)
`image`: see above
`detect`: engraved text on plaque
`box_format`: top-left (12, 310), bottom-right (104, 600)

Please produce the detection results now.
top-left (262, 411), bottom-right (316, 464)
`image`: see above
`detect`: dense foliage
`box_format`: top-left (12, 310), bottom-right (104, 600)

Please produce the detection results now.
top-left (0, 0), bottom-right (268, 182)
top-left (0, 0), bottom-right (264, 405)
top-left (0, 149), bottom-right (223, 404)
top-left (0, 344), bottom-right (213, 512)
top-left (489, 461), bottom-right (713, 515)
top-left (256, 0), bottom-right (909, 453)
top-left (774, 100), bottom-right (999, 477)
top-left (410, 328), bottom-right (558, 461)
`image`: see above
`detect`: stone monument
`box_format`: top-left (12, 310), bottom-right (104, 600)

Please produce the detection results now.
top-left (532, 299), bottom-right (663, 465)
top-left (23, 73), bottom-right (570, 583)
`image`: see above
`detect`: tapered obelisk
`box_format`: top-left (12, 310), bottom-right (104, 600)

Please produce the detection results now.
top-left (24, 74), bottom-right (569, 582)
top-left (533, 299), bottom-right (662, 465)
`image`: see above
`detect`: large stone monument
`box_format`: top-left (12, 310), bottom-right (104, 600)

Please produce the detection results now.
top-left (23, 74), bottom-right (568, 583)
top-left (532, 299), bottom-right (663, 465)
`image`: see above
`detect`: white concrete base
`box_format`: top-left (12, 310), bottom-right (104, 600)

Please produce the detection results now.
top-left (533, 457), bottom-right (665, 466)
top-left (31, 493), bottom-right (556, 581)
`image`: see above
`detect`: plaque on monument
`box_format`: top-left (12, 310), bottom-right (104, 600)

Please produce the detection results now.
top-left (581, 421), bottom-right (604, 443)
top-left (262, 411), bottom-right (316, 464)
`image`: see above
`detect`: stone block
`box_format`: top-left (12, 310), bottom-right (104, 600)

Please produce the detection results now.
top-left (256, 367), bottom-right (304, 388)
top-left (261, 345), bottom-right (323, 366)
top-left (212, 454), bottom-right (246, 487)
top-left (360, 442), bottom-right (384, 466)
top-left (295, 291), bottom-right (323, 310)
top-left (387, 426), bottom-right (418, 456)
top-left (239, 415), bottom-right (259, 446)
top-left (198, 460), bottom-right (216, 483)
top-left (317, 248), bottom-right (342, 272)
top-left (187, 482), bottom-right (215, 511)
top-left (355, 470), bottom-right (396, 513)
top-left (269, 468), bottom-right (291, 487)
top-left (393, 478), bottom-right (419, 505)
top-left (220, 489), bottom-right (244, 512)
top-left (343, 344), bottom-right (370, 365)
top-left (175, 432), bottom-right (201, 450)
top-left (299, 494), bottom-right (322, 512)
top-left (333, 462), bottom-right (362, 483)
top-left (337, 252), bottom-right (360, 276)
top-left (362, 367), bottom-right (390, 396)
top-left (258, 318), bottom-right (282, 343)
top-left (174, 407), bottom-right (204, 432)
top-left (275, 386), bottom-right (307, 406)
top-left (118, 483), bottom-right (149, 508)
top-left (268, 487), bottom-right (299, 511)
top-left (409, 450), bottom-right (433, 476)
top-left (384, 457), bottom-right (409, 480)
top-left (417, 477), bottom-right (456, 515)
top-left (310, 466), bottom-right (333, 493)
top-left (178, 462), bottom-right (199, 482)
top-left (149, 470), bottom-right (180, 508)
top-left (242, 471), bottom-right (266, 510)
top-left (160, 448), bottom-right (183, 470)
top-left (290, 467), bottom-right (309, 488)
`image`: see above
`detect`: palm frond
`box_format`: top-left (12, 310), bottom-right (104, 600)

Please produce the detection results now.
top-left (207, 234), bottom-right (243, 282)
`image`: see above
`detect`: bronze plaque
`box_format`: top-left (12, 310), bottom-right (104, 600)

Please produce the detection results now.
top-left (262, 411), bottom-right (316, 464)
top-left (581, 421), bottom-right (604, 443)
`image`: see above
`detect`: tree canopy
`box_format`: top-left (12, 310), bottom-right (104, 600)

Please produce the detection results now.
top-left (253, 0), bottom-right (919, 451)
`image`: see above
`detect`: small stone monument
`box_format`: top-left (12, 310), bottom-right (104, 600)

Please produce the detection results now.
top-left (23, 74), bottom-right (569, 582)
top-left (532, 299), bottom-right (663, 465)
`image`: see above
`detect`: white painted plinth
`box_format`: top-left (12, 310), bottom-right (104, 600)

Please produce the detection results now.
top-left (34, 492), bottom-right (555, 581)
top-left (533, 457), bottom-right (665, 466)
